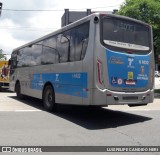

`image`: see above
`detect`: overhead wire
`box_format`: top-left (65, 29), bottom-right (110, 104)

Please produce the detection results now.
top-left (0, 5), bottom-right (120, 31)
top-left (0, 26), bottom-right (58, 31)
top-left (0, 5), bottom-right (121, 52)
top-left (1, 5), bottom-right (120, 12)
top-left (2, 9), bottom-right (64, 12)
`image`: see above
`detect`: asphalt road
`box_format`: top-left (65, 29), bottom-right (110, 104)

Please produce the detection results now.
top-left (0, 91), bottom-right (160, 154)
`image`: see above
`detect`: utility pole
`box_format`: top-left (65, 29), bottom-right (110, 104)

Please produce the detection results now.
top-left (0, 2), bottom-right (2, 16)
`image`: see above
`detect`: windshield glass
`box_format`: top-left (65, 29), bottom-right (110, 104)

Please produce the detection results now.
top-left (102, 17), bottom-right (150, 51)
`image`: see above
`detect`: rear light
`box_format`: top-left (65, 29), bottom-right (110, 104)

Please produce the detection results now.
top-left (106, 94), bottom-right (112, 96)
top-left (126, 50), bottom-right (133, 54)
top-left (97, 59), bottom-right (104, 85)
top-left (150, 68), bottom-right (154, 87)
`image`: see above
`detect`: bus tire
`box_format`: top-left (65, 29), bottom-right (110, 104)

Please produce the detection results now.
top-left (15, 82), bottom-right (24, 100)
top-left (43, 85), bottom-right (57, 112)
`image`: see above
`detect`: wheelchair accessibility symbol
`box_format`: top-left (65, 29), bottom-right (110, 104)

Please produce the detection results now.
top-left (111, 77), bottom-right (117, 84)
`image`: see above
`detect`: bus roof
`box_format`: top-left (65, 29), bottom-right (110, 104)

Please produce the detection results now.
top-left (12, 12), bottom-right (151, 52)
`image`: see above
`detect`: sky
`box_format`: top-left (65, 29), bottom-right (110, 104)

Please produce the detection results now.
top-left (0, 0), bottom-right (125, 59)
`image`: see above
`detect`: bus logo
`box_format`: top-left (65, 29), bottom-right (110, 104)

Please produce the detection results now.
top-left (128, 57), bottom-right (134, 68)
top-left (109, 57), bottom-right (124, 64)
top-left (55, 74), bottom-right (59, 82)
top-left (128, 72), bottom-right (133, 80)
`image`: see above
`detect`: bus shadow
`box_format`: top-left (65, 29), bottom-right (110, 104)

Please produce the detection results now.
top-left (9, 96), bottom-right (152, 130)
top-left (9, 96), bottom-right (44, 111)
top-left (55, 106), bottom-right (152, 130)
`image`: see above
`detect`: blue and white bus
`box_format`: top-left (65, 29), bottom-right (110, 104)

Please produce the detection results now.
top-left (10, 13), bottom-right (154, 111)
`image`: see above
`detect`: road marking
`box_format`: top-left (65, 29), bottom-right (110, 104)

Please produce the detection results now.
top-left (106, 107), bottom-right (159, 111)
top-left (0, 109), bottom-right (41, 112)
top-left (116, 109), bottom-right (151, 111)
top-left (14, 109), bottom-right (42, 112)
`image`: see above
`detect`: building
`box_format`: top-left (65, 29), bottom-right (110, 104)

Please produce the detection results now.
top-left (61, 9), bottom-right (117, 27)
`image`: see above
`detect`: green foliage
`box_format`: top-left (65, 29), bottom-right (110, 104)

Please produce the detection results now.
top-left (155, 89), bottom-right (160, 93)
top-left (118, 0), bottom-right (160, 54)
top-left (0, 49), bottom-right (7, 60)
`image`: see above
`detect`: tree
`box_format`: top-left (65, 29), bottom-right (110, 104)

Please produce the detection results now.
top-left (118, 0), bottom-right (160, 55)
top-left (0, 49), bottom-right (7, 60)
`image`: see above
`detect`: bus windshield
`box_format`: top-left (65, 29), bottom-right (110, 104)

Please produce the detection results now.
top-left (102, 17), bottom-right (150, 51)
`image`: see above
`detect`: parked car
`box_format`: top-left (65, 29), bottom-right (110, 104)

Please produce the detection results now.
top-left (155, 71), bottom-right (160, 77)
top-left (155, 74), bottom-right (160, 89)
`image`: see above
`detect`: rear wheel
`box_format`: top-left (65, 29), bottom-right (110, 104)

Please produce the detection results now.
top-left (43, 85), bottom-right (57, 112)
top-left (15, 82), bottom-right (24, 100)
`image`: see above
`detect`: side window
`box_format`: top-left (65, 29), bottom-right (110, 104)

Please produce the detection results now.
top-left (17, 48), bottom-right (32, 67)
top-left (69, 29), bottom-right (76, 62)
top-left (57, 32), bottom-right (70, 63)
top-left (42, 37), bottom-right (59, 64)
top-left (17, 50), bottom-right (23, 67)
top-left (17, 42), bottom-right (42, 67)
top-left (74, 22), bottom-right (89, 61)
top-left (31, 42), bottom-right (42, 65)
top-left (21, 47), bottom-right (32, 67)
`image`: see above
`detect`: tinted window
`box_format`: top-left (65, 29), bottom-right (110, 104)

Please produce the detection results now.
top-left (57, 33), bottom-right (70, 63)
top-left (14, 22), bottom-right (90, 67)
top-left (42, 37), bottom-right (59, 64)
top-left (31, 42), bottom-right (42, 65)
top-left (17, 42), bottom-right (42, 67)
top-left (17, 47), bottom-right (32, 67)
top-left (69, 29), bottom-right (76, 62)
top-left (102, 17), bottom-right (150, 51)
top-left (56, 22), bottom-right (89, 63)
top-left (74, 22), bottom-right (89, 61)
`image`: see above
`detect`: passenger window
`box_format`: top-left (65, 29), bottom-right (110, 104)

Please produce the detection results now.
top-left (57, 33), bottom-right (70, 63)
top-left (31, 42), bottom-right (42, 65)
top-left (74, 22), bottom-right (89, 61)
top-left (42, 37), bottom-right (59, 64)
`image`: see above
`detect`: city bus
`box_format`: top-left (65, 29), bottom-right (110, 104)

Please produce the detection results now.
top-left (9, 13), bottom-right (154, 111)
top-left (0, 60), bottom-right (10, 91)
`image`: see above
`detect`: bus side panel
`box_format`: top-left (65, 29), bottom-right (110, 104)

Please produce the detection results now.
top-left (25, 62), bottom-right (84, 105)
top-left (12, 56), bottom-right (90, 105)
top-left (46, 62), bottom-right (83, 105)
top-left (82, 18), bottom-right (95, 106)
top-left (12, 66), bottom-right (44, 99)
top-left (92, 17), bottom-right (109, 106)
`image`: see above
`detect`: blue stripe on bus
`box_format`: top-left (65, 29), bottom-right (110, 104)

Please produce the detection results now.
top-left (31, 72), bottom-right (88, 98)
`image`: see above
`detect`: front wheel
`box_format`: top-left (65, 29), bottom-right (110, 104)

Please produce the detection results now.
top-left (15, 82), bottom-right (24, 100)
top-left (43, 85), bottom-right (57, 112)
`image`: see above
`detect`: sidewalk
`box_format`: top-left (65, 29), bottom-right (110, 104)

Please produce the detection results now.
top-left (154, 93), bottom-right (160, 99)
